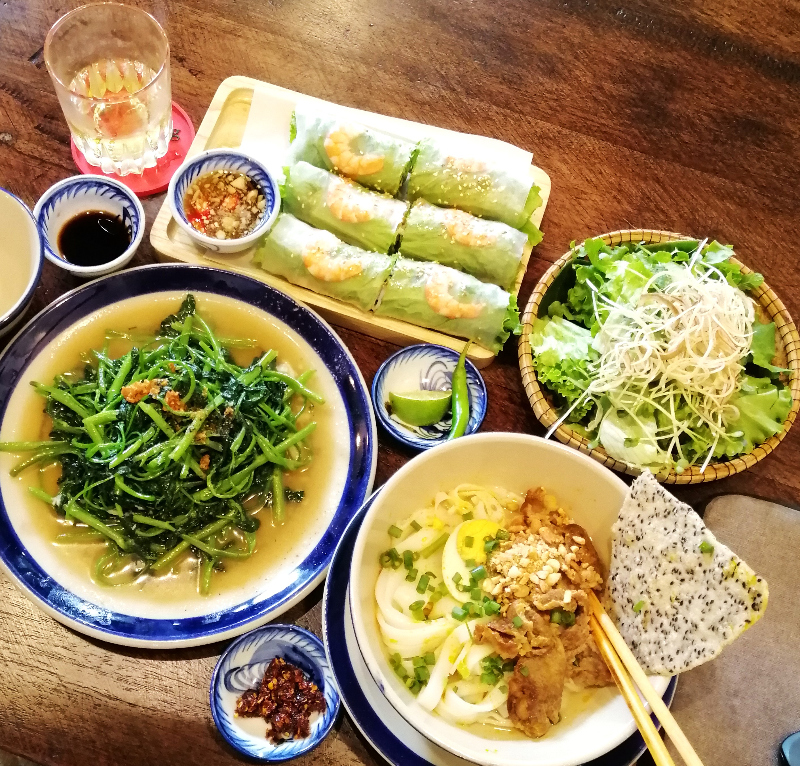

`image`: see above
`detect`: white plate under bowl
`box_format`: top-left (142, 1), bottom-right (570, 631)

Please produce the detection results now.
top-left (0, 264), bottom-right (375, 648)
top-left (349, 433), bottom-right (671, 766)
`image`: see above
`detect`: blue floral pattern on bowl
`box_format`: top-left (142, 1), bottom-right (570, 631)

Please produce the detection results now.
top-left (210, 624), bottom-right (340, 761)
top-left (168, 149), bottom-right (279, 253)
top-left (33, 175), bottom-right (144, 276)
top-left (372, 344), bottom-right (487, 450)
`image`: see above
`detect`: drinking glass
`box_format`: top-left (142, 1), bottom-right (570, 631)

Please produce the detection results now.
top-left (44, 3), bottom-right (172, 176)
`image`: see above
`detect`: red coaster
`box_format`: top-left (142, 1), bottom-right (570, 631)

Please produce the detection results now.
top-left (70, 102), bottom-right (196, 198)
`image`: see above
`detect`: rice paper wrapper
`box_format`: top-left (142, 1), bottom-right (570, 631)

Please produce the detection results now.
top-left (375, 257), bottom-right (517, 353)
top-left (289, 107), bottom-right (417, 195)
top-left (283, 161), bottom-right (407, 254)
top-left (408, 138), bottom-right (542, 235)
top-left (253, 213), bottom-right (393, 312)
top-left (401, 199), bottom-right (526, 290)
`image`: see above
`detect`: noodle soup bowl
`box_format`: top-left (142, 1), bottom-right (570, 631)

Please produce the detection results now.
top-left (349, 433), bottom-right (671, 766)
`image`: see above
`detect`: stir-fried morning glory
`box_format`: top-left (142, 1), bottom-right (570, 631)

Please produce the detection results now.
top-left (530, 239), bottom-right (792, 473)
top-left (0, 295), bottom-right (322, 594)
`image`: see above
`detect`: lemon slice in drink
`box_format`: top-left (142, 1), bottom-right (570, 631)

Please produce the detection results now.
top-left (388, 390), bottom-right (452, 427)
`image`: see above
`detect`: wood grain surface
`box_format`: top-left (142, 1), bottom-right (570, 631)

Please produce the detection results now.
top-left (1, 0), bottom-right (799, 764)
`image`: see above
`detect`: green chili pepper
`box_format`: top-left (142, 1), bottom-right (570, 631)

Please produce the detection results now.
top-left (447, 343), bottom-right (471, 440)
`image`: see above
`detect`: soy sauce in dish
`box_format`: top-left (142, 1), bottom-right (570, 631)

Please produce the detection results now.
top-left (58, 211), bottom-right (130, 267)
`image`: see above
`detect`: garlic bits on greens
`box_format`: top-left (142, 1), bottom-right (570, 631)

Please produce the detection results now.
top-left (530, 238), bottom-right (792, 474)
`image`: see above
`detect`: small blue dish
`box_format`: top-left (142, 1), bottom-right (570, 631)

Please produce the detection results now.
top-left (372, 344), bottom-right (487, 450)
top-left (168, 148), bottom-right (280, 253)
top-left (33, 174), bottom-right (144, 277)
top-left (210, 624), bottom-right (340, 761)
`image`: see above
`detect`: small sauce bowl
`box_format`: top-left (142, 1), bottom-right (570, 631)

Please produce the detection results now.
top-left (0, 188), bottom-right (43, 338)
top-left (210, 624), bottom-right (340, 761)
top-left (33, 175), bottom-right (144, 278)
top-left (372, 344), bottom-right (487, 450)
top-left (168, 149), bottom-right (280, 254)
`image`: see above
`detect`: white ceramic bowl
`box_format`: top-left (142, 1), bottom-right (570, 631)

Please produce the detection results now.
top-left (349, 433), bottom-right (671, 766)
top-left (167, 149), bottom-right (280, 254)
top-left (33, 174), bottom-right (144, 277)
top-left (0, 188), bottom-right (43, 338)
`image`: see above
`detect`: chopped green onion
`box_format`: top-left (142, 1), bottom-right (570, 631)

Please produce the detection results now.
top-left (495, 529), bottom-right (510, 540)
top-left (470, 587), bottom-right (482, 600)
top-left (462, 511), bottom-right (474, 520)
top-left (484, 539), bottom-right (499, 553)
top-left (452, 606), bottom-right (468, 621)
top-left (512, 615), bottom-right (523, 628)
top-left (414, 666), bottom-right (430, 682)
top-left (484, 600), bottom-right (501, 615)
top-left (465, 558), bottom-right (476, 569)
top-left (416, 575), bottom-right (430, 594)
top-left (699, 540), bottom-right (714, 555)
top-left (405, 568), bottom-right (418, 582)
top-left (520, 665), bottom-right (529, 677)
top-left (419, 533), bottom-right (448, 559)
top-left (452, 572), bottom-right (462, 584)
top-left (423, 652), bottom-right (436, 665)
top-left (633, 600), bottom-right (646, 613)
top-left (403, 550), bottom-right (414, 569)
top-left (410, 520), bottom-right (422, 531)
top-left (409, 600), bottom-right (425, 612)
top-left (388, 524), bottom-right (402, 538)
top-left (464, 535), bottom-right (474, 547)
top-left (470, 565), bottom-right (487, 581)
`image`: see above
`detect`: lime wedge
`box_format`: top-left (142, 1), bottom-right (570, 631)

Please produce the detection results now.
top-left (388, 390), bottom-right (452, 427)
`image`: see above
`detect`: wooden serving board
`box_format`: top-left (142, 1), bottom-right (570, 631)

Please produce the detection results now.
top-left (149, 76), bottom-right (551, 367)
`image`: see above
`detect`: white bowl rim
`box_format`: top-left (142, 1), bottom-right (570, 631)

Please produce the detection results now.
top-left (167, 148), bottom-right (281, 249)
top-left (349, 432), bottom-right (669, 766)
top-left (32, 173), bottom-right (145, 276)
top-left (0, 187), bottom-right (43, 330)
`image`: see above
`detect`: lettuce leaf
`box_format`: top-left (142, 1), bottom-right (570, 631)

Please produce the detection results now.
top-left (530, 317), bottom-right (597, 420)
top-left (503, 295), bottom-right (522, 336)
top-left (716, 375), bottom-right (793, 455)
top-left (749, 321), bottom-right (789, 374)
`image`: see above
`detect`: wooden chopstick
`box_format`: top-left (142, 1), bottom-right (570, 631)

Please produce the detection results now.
top-left (588, 613), bottom-right (676, 766)
top-left (588, 591), bottom-right (705, 766)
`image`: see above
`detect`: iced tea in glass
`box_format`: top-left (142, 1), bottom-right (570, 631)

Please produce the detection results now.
top-left (44, 3), bottom-right (172, 176)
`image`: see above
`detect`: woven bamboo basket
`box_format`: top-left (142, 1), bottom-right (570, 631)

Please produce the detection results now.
top-left (518, 229), bottom-right (800, 484)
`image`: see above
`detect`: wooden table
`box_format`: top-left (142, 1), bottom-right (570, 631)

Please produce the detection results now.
top-left (1, 1), bottom-right (799, 764)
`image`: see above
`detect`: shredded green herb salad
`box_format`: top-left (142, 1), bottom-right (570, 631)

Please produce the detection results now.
top-left (0, 295), bottom-right (323, 594)
top-left (531, 238), bottom-right (792, 474)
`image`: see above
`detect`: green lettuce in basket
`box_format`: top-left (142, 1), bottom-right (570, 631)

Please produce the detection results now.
top-left (530, 237), bottom-right (793, 474)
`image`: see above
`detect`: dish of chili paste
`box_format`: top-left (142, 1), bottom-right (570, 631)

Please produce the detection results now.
top-left (210, 624), bottom-right (340, 761)
top-left (237, 657), bottom-right (327, 742)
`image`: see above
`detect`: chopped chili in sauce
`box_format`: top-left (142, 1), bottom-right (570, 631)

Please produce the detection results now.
top-left (183, 170), bottom-right (266, 240)
top-left (235, 657), bottom-right (326, 743)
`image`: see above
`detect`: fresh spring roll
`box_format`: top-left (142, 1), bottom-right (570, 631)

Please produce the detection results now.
top-left (253, 213), bottom-right (394, 312)
top-left (283, 161), bottom-right (408, 254)
top-left (400, 199), bottom-right (527, 290)
top-left (289, 108), bottom-right (417, 195)
top-left (407, 138), bottom-right (543, 243)
top-left (375, 257), bottom-right (521, 353)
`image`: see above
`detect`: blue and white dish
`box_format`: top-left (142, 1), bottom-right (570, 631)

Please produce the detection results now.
top-left (33, 174), bottom-right (144, 277)
top-left (323, 497), bottom-right (678, 766)
top-left (210, 624), bottom-right (340, 761)
top-left (0, 188), bottom-right (43, 338)
top-left (0, 264), bottom-right (376, 647)
top-left (168, 149), bottom-right (280, 253)
top-left (371, 344), bottom-right (487, 450)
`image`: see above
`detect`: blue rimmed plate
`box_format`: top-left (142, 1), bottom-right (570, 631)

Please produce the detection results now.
top-left (210, 624), bottom-right (340, 761)
top-left (323, 496), bottom-right (678, 766)
top-left (0, 264), bottom-right (375, 647)
top-left (371, 345), bottom-right (487, 450)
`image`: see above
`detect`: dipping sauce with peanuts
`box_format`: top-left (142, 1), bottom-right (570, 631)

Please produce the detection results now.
top-left (183, 170), bottom-right (266, 240)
